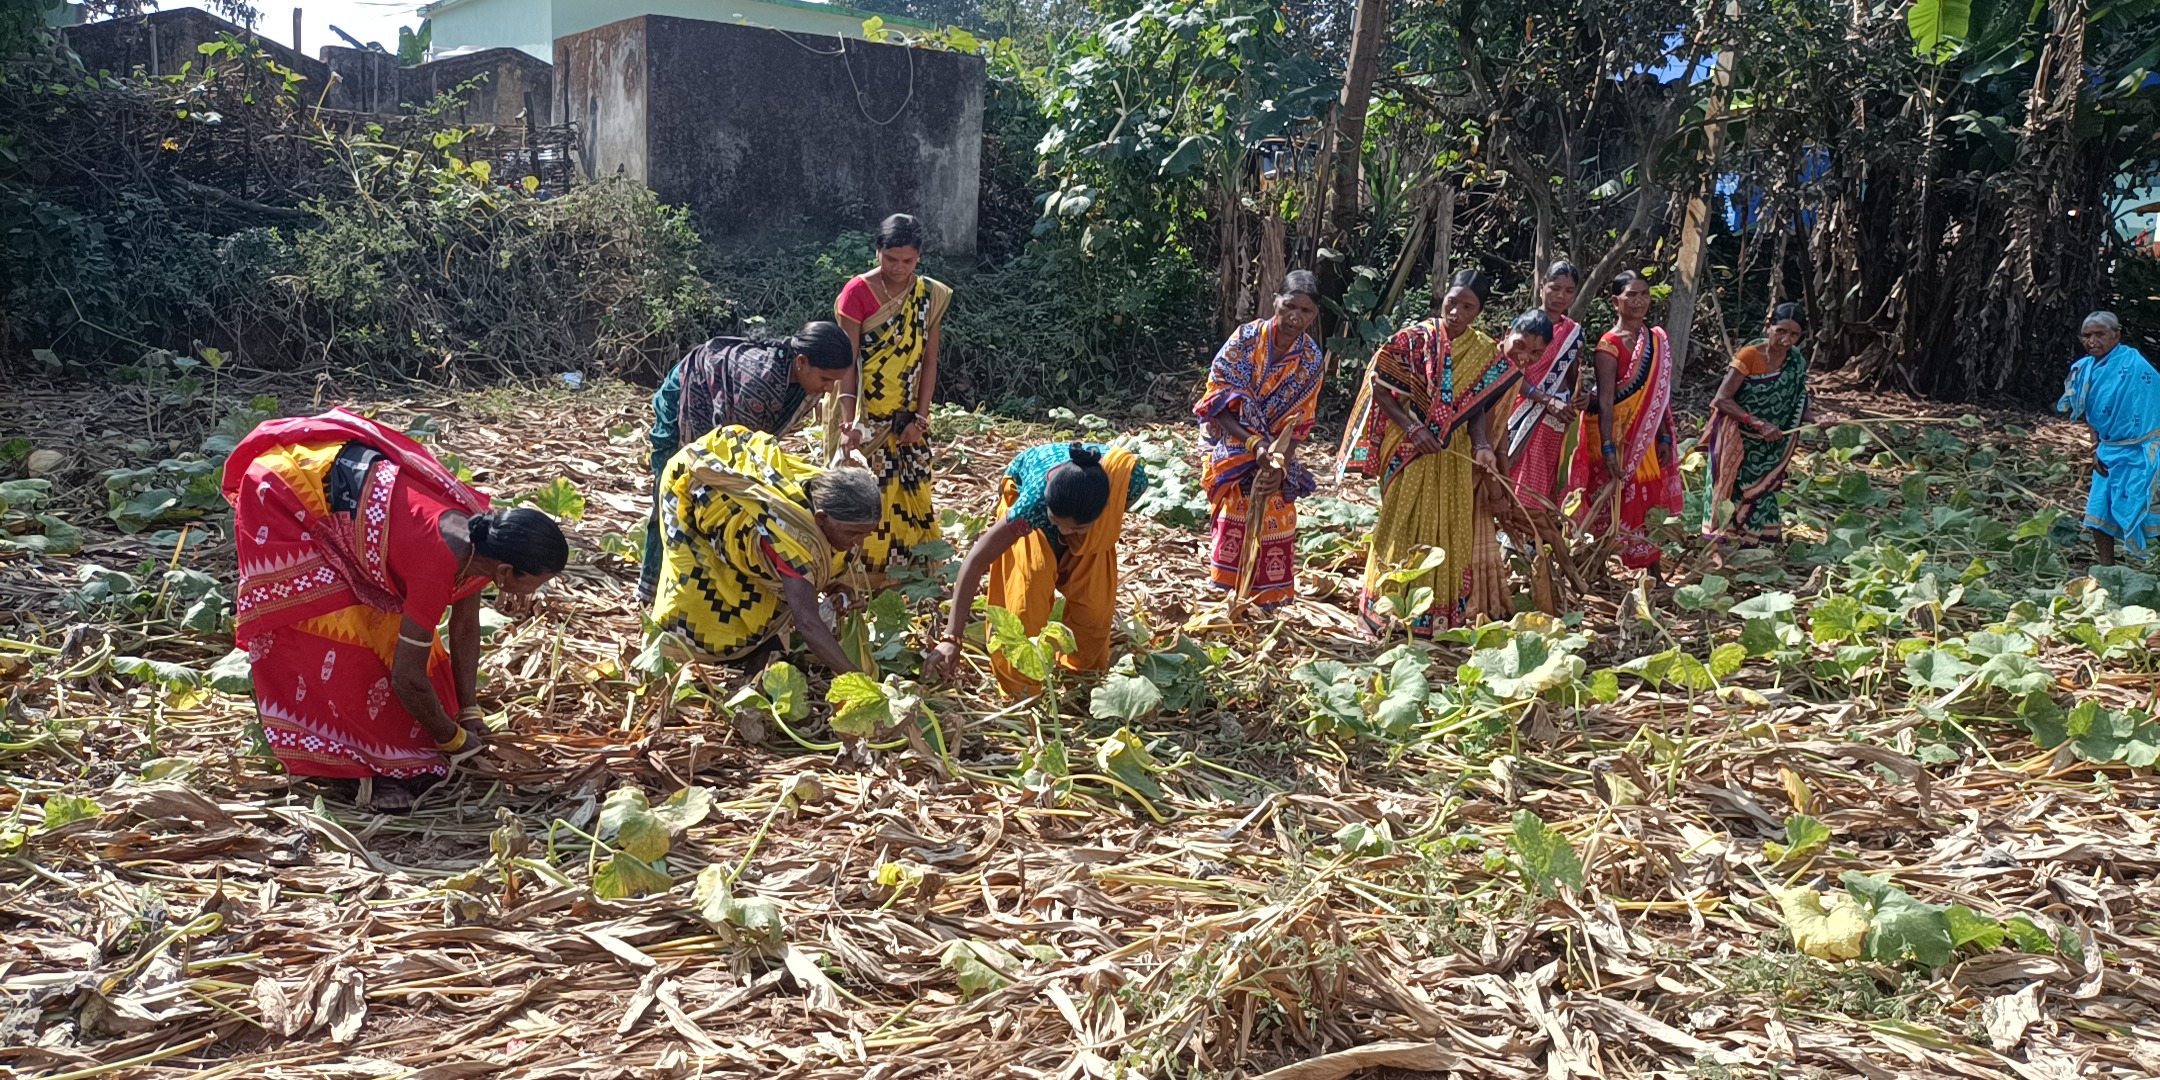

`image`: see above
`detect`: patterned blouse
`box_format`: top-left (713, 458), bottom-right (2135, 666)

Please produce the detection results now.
top-left (1004, 443), bottom-right (1150, 552)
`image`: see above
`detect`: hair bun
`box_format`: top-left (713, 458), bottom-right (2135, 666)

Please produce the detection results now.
top-left (467, 512), bottom-right (492, 551)
top-left (1066, 442), bottom-right (1102, 470)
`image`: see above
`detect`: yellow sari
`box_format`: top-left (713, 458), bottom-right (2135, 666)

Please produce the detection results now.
top-left (841, 273), bottom-right (952, 571)
top-left (1346, 320), bottom-right (1514, 635)
top-left (650, 426), bottom-right (847, 659)
top-left (985, 445), bottom-right (1141, 696)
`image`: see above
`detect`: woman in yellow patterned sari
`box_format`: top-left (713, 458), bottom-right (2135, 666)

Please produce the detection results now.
top-left (649, 426), bottom-right (883, 672)
top-left (1340, 273), bottom-right (1546, 635)
top-left (833, 213), bottom-right (953, 572)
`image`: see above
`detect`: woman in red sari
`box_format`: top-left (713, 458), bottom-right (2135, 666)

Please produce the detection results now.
top-left (1503, 260), bottom-right (1586, 510)
top-left (224, 410), bottom-right (567, 810)
top-left (1566, 271), bottom-right (1683, 571)
top-left (1194, 269), bottom-right (1325, 610)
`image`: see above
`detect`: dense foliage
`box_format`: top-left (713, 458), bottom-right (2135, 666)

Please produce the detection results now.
top-left (3, 0), bottom-right (2158, 404)
top-left (0, 28), bottom-right (725, 378)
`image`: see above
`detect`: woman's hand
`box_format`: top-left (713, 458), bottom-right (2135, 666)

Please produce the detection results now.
top-left (924, 639), bottom-right (962, 683)
top-left (1472, 446), bottom-right (1499, 473)
top-left (897, 414), bottom-right (931, 447)
top-left (2094, 450), bottom-right (2111, 478)
top-left (1251, 464), bottom-right (1284, 503)
top-left (841, 423), bottom-right (867, 453)
top-left (455, 706), bottom-right (489, 742)
top-left (1751, 417), bottom-right (1782, 440)
top-left (827, 583), bottom-right (860, 616)
top-left (1409, 427), bottom-right (1447, 457)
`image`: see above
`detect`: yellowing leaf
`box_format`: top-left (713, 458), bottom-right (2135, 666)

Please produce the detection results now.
top-left (1777, 887), bottom-right (1868, 961)
top-left (593, 853), bottom-right (672, 898)
top-left (1779, 767), bottom-right (1814, 815)
top-left (826, 671), bottom-right (890, 738)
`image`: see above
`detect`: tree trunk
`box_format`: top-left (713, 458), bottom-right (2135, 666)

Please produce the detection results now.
top-left (1259, 212), bottom-right (1287, 313)
top-left (1664, 0), bottom-right (1741, 379)
top-left (1430, 180), bottom-right (1456, 311)
top-left (1315, 0), bottom-right (1390, 333)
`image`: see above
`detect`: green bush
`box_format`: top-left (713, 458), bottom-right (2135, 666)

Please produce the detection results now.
top-left (702, 231), bottom-right (1211, 410)
top-left (264, 174), bottom-right (724, 378)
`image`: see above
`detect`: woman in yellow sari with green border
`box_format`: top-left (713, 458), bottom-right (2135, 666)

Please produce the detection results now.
top-left (833, 213), bottom-right (953, 572)
top-left (1341, 272), bottom-right (1538, 635)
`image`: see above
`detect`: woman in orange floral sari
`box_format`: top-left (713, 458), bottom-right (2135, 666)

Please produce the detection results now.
top-left (1194, 270), bottom-right (1325, 610)
top-left (224, 410), bottom-right (566, 810)
top-left (1567, 271), bottom-right (1683, 571)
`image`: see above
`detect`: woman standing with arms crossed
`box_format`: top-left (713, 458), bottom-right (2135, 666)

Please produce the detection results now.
top-left (832, 213), bottom-right (952, 573)
top-left (1567, 271), bottom-right (1683, 572)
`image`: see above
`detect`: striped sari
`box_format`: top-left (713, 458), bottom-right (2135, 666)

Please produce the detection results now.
top-left (1567, 326), bottom-right (1682, 568)
top-left (1194, 318), bottom-right (1324, 608)
top-left (1503, 313), bottom-right (1583, 509)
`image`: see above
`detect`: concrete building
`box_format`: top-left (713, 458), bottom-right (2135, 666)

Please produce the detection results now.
top-left (421, 0), bottom-right (931, 62)
top-left (556, 15), bottom-right (982, 253)
top-left (63, 9), bottom-right (553, 129)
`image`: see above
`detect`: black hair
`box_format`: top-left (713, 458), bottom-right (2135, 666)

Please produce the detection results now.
top-left (1277, 269), bottom-right (1322, 301)
top-left (804, 468), bottom-right (882, 525)
top-left (1546, 260), bottom-right (1582, 287)
top-left (1448, 269), bottom-right (1492, 306)
top-left (1045, 443), bottom-right (1112, 525)
top-left (1511, 309), bottom-right (1555, 343)
top-left (1768, 302), bottom-right (1805, 329)
top-left (875, 213), bottom-right (925, 251)
top-left (1610, 270), bottom-right (1648, 296)
top-left (787, 321), bottom-right (853, 370)
top-left (471, 508), bottom-right (568, 577)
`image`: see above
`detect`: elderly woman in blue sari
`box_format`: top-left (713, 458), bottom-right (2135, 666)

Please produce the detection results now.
top-left (1194, 270), bottom-right (1325, 609)
top-left (2058, 311), bottom-right (2160, 566)
top-left (641, 322), bottom-right (854, 600)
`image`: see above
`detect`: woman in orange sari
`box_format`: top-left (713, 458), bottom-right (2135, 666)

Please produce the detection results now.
top-left (922, 443), bottom-right (1148, 695)
top-left (1194, 270), bottom-right (1325, 610)
top-left (225, 410), bottom-right (567, 810)
top-left (1567, 271), bottom-right (1683, 571)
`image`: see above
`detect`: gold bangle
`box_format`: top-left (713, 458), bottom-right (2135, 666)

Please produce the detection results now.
top-left (436, 727), bottom-right (468, 753)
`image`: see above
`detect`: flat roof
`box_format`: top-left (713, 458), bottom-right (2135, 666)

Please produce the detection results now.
top-left (418, 0), bottom-right (935, 32)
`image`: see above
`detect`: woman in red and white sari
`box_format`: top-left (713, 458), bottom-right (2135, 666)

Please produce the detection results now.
top-left (1503, 260), bottom-right (1586, 511)
top-left (1565, 271), bottom-right (1683, 571)
top-left (224, 410), bottom-right (567, 810)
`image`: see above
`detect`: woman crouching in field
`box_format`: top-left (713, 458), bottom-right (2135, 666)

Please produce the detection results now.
top-left (923, 443), bottom-right (1149, 695)
top-left (224, 410), bottom-right (567, 812)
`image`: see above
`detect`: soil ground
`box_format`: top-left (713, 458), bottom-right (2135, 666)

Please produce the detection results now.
top-left (0, 367), bottom-right (2155, 1080)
